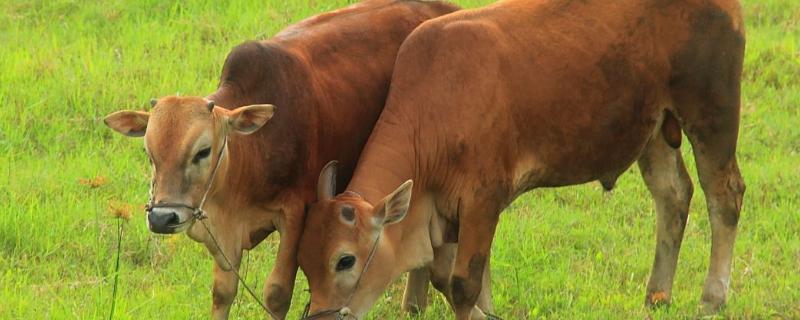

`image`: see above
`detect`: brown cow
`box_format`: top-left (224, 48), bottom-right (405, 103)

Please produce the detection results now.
top-left (103, 1), bottom-right (459, 319)
top-left (297, 0), bottom-right (746, 318)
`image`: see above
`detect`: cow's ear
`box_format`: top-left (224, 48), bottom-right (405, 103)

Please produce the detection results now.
top-left (227, 104), bottom-right (275, 135)
top-left (373, 180), bottom-right (413, 226)
top-left (104, 110), bottom-right (150, 137)
top-left (317, 161), bottom-right (338, 201)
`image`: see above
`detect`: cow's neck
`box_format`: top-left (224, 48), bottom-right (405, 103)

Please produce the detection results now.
top-left (347, 113), bottom-right (436, 267)
top-left (348, 111), bottom-right (417, 205)
top-left (191, 148), bottom-right (284, 249)
top-left (204, 65), bottom-right (308, 212)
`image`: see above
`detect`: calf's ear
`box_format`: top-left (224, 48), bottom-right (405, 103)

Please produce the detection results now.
top-left (317, 161), bottom-right (338, 201)
top-left (373, 180), bottom-right (413, 226)
top-left (227, 104), bottom-right (276, 135)
top-left (104, 111), bottom-right (150, 137)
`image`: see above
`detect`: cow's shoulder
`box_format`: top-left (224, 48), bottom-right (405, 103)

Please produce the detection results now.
top-left (395, 0), bottom-right (461, 17)
top-left (393, 10), bottom-right (504, 74)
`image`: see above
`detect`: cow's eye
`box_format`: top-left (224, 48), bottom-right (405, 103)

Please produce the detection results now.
top-left (336, 255), bottom-right (356, 272)
top-left (193, 147), bottom-right (211, 164)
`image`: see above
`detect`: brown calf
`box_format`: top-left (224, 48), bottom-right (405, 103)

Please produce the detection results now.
top-left (103, 1), bottom-right (459, 318)
top-left (298, 0), bottom-right (746, 318)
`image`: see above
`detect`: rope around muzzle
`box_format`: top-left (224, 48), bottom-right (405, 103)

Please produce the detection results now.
top-left (300, 232), bottom-right (382, 320)
top-left (145, 135), bottom-right (280, 320)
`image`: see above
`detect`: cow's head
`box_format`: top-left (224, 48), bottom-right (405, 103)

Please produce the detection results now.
top-left (298, 161), bottom-right (413, 318)
top-left (104, 96), bottom-right (274, 234)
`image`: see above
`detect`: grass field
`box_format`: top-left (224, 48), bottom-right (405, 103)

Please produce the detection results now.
top-left (1, 0), bottom-right (798, 319)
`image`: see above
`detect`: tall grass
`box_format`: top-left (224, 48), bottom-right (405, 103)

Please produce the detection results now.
top-left (0, 0), bottom-right (798, 319)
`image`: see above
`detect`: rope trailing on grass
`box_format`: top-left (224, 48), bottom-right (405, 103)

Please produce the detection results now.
top-left (108, 218), bottom-right (123, 320)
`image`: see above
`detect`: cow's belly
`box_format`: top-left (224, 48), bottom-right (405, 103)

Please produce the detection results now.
top-left (512, 97), bottom-right (663, 190)
top-left (535, 134), bottom-right (651, 188)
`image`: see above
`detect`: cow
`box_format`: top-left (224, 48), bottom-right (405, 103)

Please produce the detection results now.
top-left (102, 1), bottom-right (460, 319)
top-left (296, 0), bottom-right (746, 318)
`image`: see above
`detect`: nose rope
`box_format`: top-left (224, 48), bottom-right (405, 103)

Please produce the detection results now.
top-left (144, 136), bottom-right (280, 320)
top-left (300, 232), bottom-right (382, 320)
top-left (196, 214), bottom-right (281, 319)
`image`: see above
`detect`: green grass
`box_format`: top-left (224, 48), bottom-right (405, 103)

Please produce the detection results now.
top-left (0, 0), bottom-right (798, 319)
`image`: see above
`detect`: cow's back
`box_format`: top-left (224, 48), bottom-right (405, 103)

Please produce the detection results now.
top-left (359, 0), bottom-right (743, 198)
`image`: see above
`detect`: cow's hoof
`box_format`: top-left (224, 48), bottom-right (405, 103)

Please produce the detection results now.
top-left (265, 284), bottom-right (290, 318)
top-left (402, 304), bottom-right (423, 315)
top-left (701, 283), bottom-right (728, 315)
top-left (402, 300), bottom-right (428, 315)
top-left (645, 291), bottom-right (671, 308)
top-left (701, 294), bottom-right (726, 315)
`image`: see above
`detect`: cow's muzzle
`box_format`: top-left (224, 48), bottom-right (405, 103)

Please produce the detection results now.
top-left (147, 205), bottom-right (193, 234)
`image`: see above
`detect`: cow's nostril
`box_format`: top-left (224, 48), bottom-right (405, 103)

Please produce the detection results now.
top-left (166, 212), bottom-right (180, 226)
top-left (147, 211), bottom-right (182, 234)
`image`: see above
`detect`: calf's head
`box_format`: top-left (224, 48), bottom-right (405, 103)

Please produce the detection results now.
top-left (104, 96), bottom-right (274, 234)
top-left (298, 162), bottom-right (413, 318)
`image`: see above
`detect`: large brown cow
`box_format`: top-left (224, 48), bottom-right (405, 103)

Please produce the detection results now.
top-left (297, 0), bottom-right (746, 318)
top-left (103, 1), bottom-right (459, 319)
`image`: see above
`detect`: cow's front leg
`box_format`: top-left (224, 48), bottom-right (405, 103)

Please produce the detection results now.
top-left (433, 244), bottom-right (494, 318)
top-left (263, 207), bottom-right (303, 318)
top-left (195, 217), bottom-right (244, 320)
top-left (402, 267), bottom-right (430, 314)
top-left (449, 202), bottom-right (500, 320)
top-left (212, 254), bottom-right (242, 320)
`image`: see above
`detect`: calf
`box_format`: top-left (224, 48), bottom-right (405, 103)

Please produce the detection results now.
top-left (103, 1), bottom-right (459, 318)
top-left (297, 0), bottom-right (746, 318)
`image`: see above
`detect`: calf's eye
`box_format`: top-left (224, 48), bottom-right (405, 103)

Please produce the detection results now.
top-left (336, 255), bottom-right (356, 272)
top-left (193, 147), bottom-right (211, 164)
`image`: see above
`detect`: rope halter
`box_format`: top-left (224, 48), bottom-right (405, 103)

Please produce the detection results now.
top-left (300, 231), bottom-right (383, 320)
top-left (144, 135), bottom-right (228, 223)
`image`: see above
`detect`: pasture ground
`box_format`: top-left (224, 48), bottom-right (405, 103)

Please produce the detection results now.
top-left (0, 0), bottom-right (798, 319)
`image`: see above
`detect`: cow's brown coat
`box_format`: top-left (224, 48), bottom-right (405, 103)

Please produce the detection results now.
top-left (298, 0), bottom-right (746, 318)
top-left (103, 1), bottom-right (459, 319)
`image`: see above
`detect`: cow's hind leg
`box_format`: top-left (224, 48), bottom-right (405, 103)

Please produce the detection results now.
top-left (700, 159), bottom-right (744, 313)
top-left (683, 119), bottom-right (745, 313)
top-left (638, 125), bottom-right (694, 307)
top-left (679, 111), bottom-right (745, 313)
top-left (668, 5), bottom-right (745, 312)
